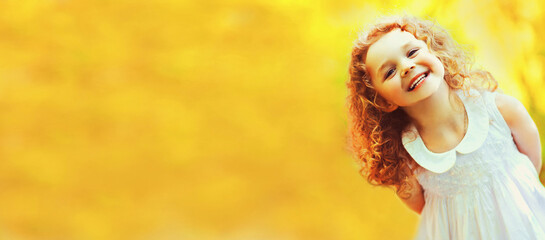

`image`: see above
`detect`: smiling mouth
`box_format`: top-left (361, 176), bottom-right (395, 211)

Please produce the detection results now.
top-left (408, 72), bottom-right (429, 92)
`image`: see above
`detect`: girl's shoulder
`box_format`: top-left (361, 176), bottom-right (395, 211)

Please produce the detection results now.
top-left (471, 88), bottom-right (523, 124)
top-left (490, 91), bottom-right (530, 128)
top-left (470, 88), bottom-right (523, 137)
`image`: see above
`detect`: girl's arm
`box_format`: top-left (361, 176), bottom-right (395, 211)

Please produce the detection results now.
top-left (397, 174), bottom-right (425, 215)
top-left (495, 93), bottom-right (542, 174)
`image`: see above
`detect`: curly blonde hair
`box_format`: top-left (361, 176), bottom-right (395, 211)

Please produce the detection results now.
top-left (346, 15), bottom-right (497, 198)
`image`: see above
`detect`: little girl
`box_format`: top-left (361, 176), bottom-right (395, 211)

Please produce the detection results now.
top-left (346, 15), bottom-right (545, 239)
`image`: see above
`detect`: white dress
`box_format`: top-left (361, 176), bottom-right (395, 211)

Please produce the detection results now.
top-left (401, 89), bottom-right (545, 240)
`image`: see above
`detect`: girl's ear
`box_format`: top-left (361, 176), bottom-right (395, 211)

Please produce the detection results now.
top-left (375, 95), bottom-right (398, 112)
top-left (382, 102), bottom-right (398, 112)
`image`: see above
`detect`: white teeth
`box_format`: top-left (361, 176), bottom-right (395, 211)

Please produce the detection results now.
top-left (409, 73), bottom-right (427, 91)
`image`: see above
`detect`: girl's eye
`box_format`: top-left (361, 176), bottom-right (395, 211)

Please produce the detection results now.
top-left (385, 68), bottom-right (395, 79)
top-left (408, 48), bottom-right (419, 57)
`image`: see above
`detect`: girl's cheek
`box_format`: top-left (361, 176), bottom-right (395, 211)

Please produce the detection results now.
top-left (421, 52), bottom-right (436, 62)
top-left (422, 53), bottom-right (444, 73)
top-left (432, 57), bottom-right (445, 75)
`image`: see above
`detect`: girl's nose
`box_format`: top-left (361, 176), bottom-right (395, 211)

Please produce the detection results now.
top-left (402, 65), bottom-right (415, 77)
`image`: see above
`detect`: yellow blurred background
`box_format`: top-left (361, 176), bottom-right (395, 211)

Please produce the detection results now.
top-left (0, 0), bottom-right (543, 239)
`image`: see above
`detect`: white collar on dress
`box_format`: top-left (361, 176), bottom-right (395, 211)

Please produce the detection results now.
top-left (401, 89), bottom-right (489, 174)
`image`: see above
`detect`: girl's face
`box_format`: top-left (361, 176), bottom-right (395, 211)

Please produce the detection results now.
top-left (366, 29), bottom-right (444, 109)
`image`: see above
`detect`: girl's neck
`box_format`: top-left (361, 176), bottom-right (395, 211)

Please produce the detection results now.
top-left (402, 81), bottom-right (466, 136)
